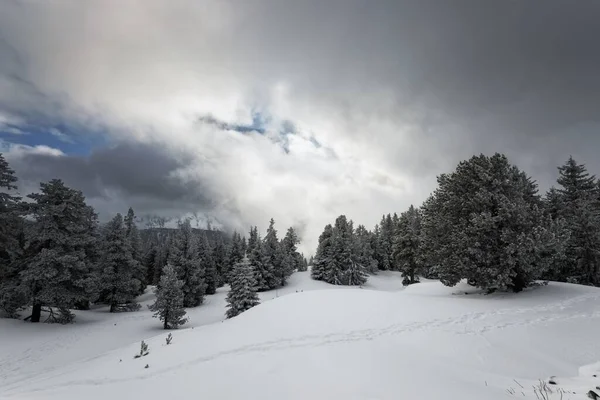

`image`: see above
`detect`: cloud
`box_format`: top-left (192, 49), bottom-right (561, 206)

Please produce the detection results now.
top-left (1, 0), bottom-right (599, 252)
top-left (48, 127), bottom-right (74, 143)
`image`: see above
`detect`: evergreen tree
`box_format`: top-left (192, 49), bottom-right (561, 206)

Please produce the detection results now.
top-left (143, 239), bottom-right (158, 286)
top-left (282, 226), bottom-right (303, 275)
top-left (98, 214), bottom-right (142, 312)
top-left (392, 205), bottom-right (423, 285)
top-left (212, 238), bottom-right (228, 287)
top-left (124, 208), bottom-right (146, 294)
top-left (311, 224), bottom-right (333, 281)
top-left (149, 264), bottom-right (187, 329)
top-left (315, 216), bottom-right (368, 285)
top-left (199, 233), bottom-right (218, 295)
top-left (168, 219), bottom-right (206, 307)
top-left (375, 215), bottom-right (394, 270)
top-left (152, 237), bottom-right (171, 285)
top-left (325, 216), bottom-right (352, 284)
top-left (298, 255), bottom-right (308, 272)
top-left (225, 231), bottom-right (244, 284)
top-left (354, 224), bottom-right (378, 274)
top-left (248, 227), bottom-right (274, 291)
top-left (225, 256), bottom-right (260, 319)
top-left (21, 179), bottom-right (99, 322)
top-left (553, 157), bottom-right (600, 284)
top-left (263, 219), bottom-right (285, 287)
top-left (421, 154), bottom-right (566, 292)
top-left (0, 154), bottom-right (26, 317)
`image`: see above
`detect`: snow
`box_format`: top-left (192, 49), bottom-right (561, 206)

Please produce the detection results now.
top-left (2, 271), bottom-right (600, 399)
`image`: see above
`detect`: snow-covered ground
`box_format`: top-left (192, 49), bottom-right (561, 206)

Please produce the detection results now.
top-left (2, 271), bottom-right (600, 399)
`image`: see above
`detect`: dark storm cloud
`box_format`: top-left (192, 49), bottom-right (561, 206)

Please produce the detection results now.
top-left (7, 142), bottom-right (218, 221)
top-left (232, 0), bottom-right (600, 181)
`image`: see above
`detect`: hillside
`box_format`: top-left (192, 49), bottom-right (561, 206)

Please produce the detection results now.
top-left (2, 272), bottom-right (600, 399)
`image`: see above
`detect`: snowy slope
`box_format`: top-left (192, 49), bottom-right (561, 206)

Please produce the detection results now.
top-left (2, 272), bottom-right (600, 399)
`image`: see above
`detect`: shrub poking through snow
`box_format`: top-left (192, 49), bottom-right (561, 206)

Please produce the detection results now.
top-left (166, 333), bottom-right (173, 345)
top-left (134, 340), bottom-right (149, 358)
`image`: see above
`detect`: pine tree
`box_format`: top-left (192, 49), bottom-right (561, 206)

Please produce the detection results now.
top-left (168, 219), bottom-right (206, 307)
top-left (98, 214), bottom-right (142, 312)
top-left (225, 257), bottom-right (260, 319)
top-left (354, 224), bottom-right (378, 274)
top-left (392, 205), bottom-right (423, 285)
top-left (311, 224), bottom-right (333, 281)
top-left (297, 255), bottom-right (308, 272)
top-left (199, 233), bottom-right (218, 295)
top-left (212, 238), bottom-right (228, 287)
top-left (553, 157), bottom-right (600, 285)
top-left (152, 237), bottom-right (171, 285)
top-left (225, 231), bottom-right (244, 284)
top-left (375, 215), bottom-right (394, 270)
top-left (248, 227), bottom-right (273, 291)
top-left (21, 179), bottom-right (99, 322)
top-left (143, 240), bottom-right (158, 286)
top-left (421, 154), bottom-right (566, 292)
top-left (315, 216), bottom-right (368, 285)
top-left (124, 208), bottom-right (146, 295)
top-left (281, 227), bottom-right (302, 275)
top-left (557, 156), bottom-right (597, 203)
top-left (0, 154), bottom-right (26, 317)
top-left (149, 264), bottom-right (187, 329)
top-left (263, 219), bottom-right (284, 288)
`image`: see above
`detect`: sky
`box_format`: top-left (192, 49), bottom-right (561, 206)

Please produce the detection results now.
top-left (1, 0), bottom-right (599, 253)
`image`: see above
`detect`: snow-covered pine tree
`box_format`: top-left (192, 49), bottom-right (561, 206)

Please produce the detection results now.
top-left (168, 219), bottom-right (206, 307)
top-left (421, 153), bottom-right (566, 293)
top-left (152, 237), bottom-right (171, 285)
top-left (149, 264), bottom-right (188, 329)
top-left (354, 224), bottom-right (378, 274)
top-left (124, 208), bottom-right (146, 295)
top-left (248, 227), bottom-right (274, 291)
top-left (298, 255), bottom-right (308, 272)
top-left (263, 219), bottom-right (285, 288)
top-left (553, 157), bottom-right (600, 285)
top-left (98, 214), bottom-right (142, 312)
top-left (325, 216), bottom-right (367, 285)
top-left (225, 231), bottom-right (244, 284)
top-left (340, 218), bottom-right (367, 285)
top-left (392, 205), bottom-right (423, 285)
top-left (225, 256), bottom-right (260, 319)
top-left (142, 239), bottom-right (158, 286)
top-left (212, 237), bottom-right (228, 287)
top-left (0, 154), bottom-right (26, 318)
top-left (311, 224), bottom-right (333, 281)
top-left (375, 214), bottom-right (394, 270)
top-left (198, 233), bottom-right (218, 295)
top-left (21, 179), bottom-right (99, 322)
top-left (281, 226), bottom-right (302, 275)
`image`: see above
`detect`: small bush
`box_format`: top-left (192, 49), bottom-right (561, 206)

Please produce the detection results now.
top-left (134, 340), bottom-right (149, 359)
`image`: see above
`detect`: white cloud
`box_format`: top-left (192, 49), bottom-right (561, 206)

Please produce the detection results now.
top-left (0, 139), bottom-right (64, 158)
top-left (48, 127), bottom-right (74, 143)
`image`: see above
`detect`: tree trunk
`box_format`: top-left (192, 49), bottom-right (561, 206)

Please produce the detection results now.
top-left (110, 303), bottom-right (116, 313)
top-left (31, 303), bottom-right (42, 323)
top-left (164, 310), bottom-right (169, 329)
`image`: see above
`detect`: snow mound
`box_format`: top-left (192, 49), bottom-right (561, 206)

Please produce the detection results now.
top-left (3, 278), bottom-right (600, 399)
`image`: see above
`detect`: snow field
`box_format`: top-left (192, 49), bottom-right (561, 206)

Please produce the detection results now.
top-left (2, 271), bottom-right (600, 399)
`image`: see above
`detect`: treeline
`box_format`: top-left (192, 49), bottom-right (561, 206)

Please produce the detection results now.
top-left (313, 153), bottom-right (600, 293)
top-left (0, 154), bottom-right (306, 324)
